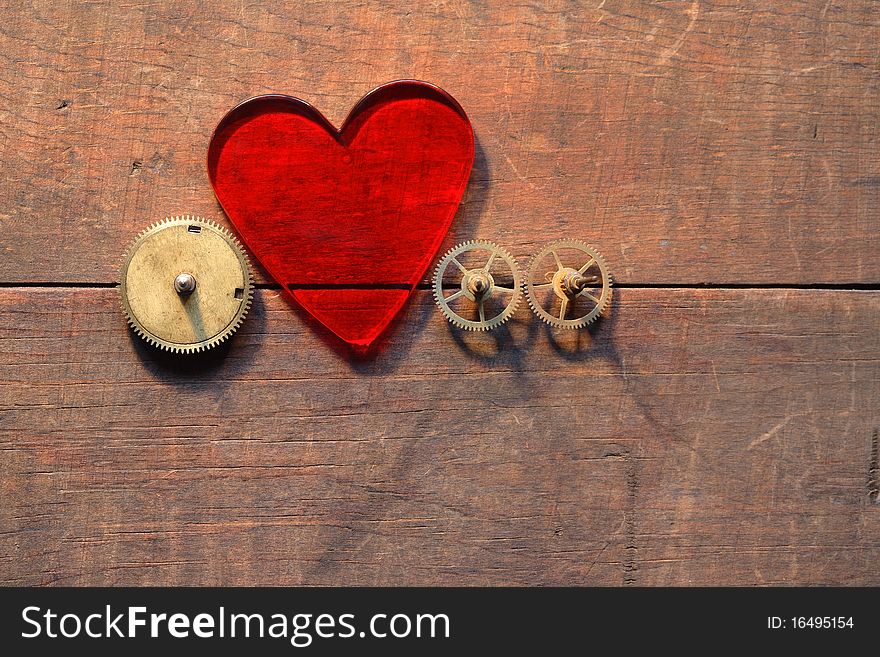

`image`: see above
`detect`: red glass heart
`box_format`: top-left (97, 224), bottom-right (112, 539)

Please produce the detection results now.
top-left (207, 81), bottom-right (474, 348)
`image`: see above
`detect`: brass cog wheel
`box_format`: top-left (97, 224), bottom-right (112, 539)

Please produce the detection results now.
top-left (524, 239), bottom-right (612, 329)
top-left (119, 216), bottom-right (253, 353)
top-left (433, 240), bottom-right (521, 331)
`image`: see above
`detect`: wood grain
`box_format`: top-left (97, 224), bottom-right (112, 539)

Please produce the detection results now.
top-left (1, 288), bottom-right (877, 585)
top-left (0, 0), bottom-right (878, 284)
top-left (1, 0), bottom-right (878, 587)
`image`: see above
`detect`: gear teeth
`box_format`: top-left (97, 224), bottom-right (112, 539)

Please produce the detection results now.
top-left (119, 216), bottom-right (253, 354)
top-left (432, 240), bottom-right (522, 331)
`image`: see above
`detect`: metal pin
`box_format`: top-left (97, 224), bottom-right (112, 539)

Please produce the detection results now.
top-left (174, 272), bottom-right (197, 296)
top-left (467, 272), bottom-right (490, 296)
top-left (566, 273), bottom-right (600, 295)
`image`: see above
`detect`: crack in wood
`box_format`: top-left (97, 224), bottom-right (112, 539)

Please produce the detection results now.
top-left (622, 448), bottom-right (639, 586)
top-left (869, 429), bottom-right (879, 504)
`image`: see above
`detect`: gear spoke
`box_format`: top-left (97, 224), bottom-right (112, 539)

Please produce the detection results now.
top-left (485, 251), bottom-right (497, 271)
top-left (581, 291), bottom-right (601, 305)
top-left (551, 250), bottom-right (564, 272)
top-left (445, 289), bottom-right (465, 303)
top-left (578, 258), bottom-right (596, 275)
top-left (478, 298), bottom-right (486, 322)
top-left (451, 257), bottom-right (468, 274)
top-left (558, 297), bottom-right (568, 320)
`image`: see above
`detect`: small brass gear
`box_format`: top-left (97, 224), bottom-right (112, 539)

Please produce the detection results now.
top-left (524, 239), bottom-right (612, 329)
top-left (433, 240), bottom-right (521, 331)
top-left (119, 216), bottom-right (253, 353)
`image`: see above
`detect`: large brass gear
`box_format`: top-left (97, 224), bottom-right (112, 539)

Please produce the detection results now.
top-left (524, 239), bottom-right (612, 329)
top-left (433, 240), bottom-right (521, 331)
top-left (119, 216), bottom-right (253, 353)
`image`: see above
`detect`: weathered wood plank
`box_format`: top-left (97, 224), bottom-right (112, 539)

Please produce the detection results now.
top-left (1, 1), bottom-right (878, 284)
top-left (1, 288), bottom-right (877, 585)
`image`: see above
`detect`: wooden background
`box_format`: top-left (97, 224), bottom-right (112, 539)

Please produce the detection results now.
top-left (1, 0), bottom-right (877, 585)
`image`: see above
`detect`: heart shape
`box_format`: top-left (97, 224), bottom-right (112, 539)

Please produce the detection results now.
top-left (207, 81), bottom-right (474, 348)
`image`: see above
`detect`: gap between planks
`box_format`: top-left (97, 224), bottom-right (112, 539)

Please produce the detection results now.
top-left (0, 283), bottom-right (878, 291)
